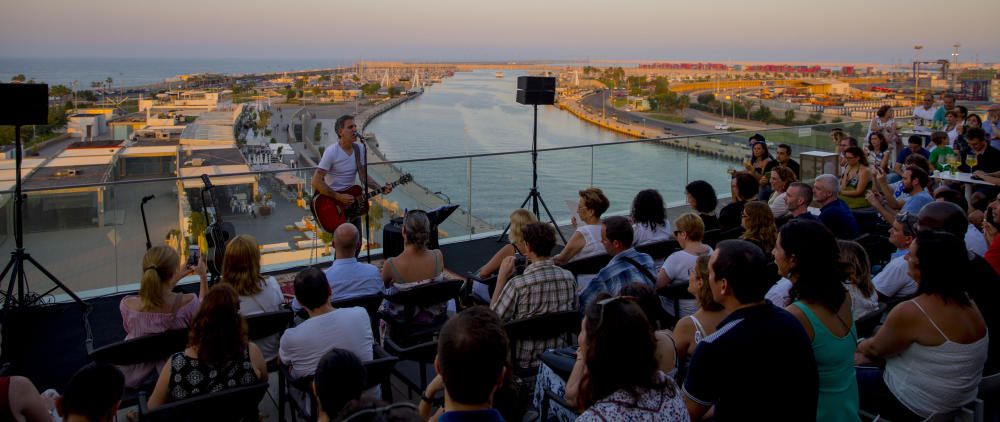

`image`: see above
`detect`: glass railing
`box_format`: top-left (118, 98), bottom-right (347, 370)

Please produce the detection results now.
top-left (0, 120), bottom-right (872, 301)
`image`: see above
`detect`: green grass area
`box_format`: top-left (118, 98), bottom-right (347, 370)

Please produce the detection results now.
top-left (612, 98), bottom-right (627, 108)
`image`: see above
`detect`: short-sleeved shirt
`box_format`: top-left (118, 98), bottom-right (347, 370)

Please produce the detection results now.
top-left (238, 277), bottom-right (285, 362)
top-left (683, 303), bottom-right (818, 421)
top-left (902, 190), bottom-right (933, 214)
top-left (279, 307), bottom-right (374, 379)
top-left (491, 259), bottom-right (578, 368)
top-left (290, 258), bottom-right (383, 312)
top-left (662, 247), bottom-right (713, 285)
top-left (897, 147), bottom-right (929, 165)
top-left (632, 222), bottom-right (672, 247)
top-left (873, 253), bottom-right (917, 299)
top-left (317, 142), bottom-right (366, 191)
top-left (819, 199), bottom-right (860, 240)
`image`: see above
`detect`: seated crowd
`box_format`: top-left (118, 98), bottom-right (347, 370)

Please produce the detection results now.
top-left (9, 111), bottom-right (1000, 422)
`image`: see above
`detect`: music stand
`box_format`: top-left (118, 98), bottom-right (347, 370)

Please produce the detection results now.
top-left (500, 77), bottom-right (566, 243)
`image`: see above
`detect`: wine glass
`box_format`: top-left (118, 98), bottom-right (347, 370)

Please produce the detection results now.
top-left (947, 155), bottom-right (960, 175)
top-left (967, 155), bottom-right (979, 170)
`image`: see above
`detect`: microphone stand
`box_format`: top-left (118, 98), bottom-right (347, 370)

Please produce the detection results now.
top-left (356, 132), bottom-right (373, 264)
top-left (141, 195), bottom-right (155, 250)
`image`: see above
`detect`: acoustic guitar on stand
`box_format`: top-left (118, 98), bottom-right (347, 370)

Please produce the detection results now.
top-left (311, 173), bottom-right (413, 232)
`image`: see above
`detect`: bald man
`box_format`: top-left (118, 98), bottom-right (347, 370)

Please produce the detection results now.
top-left (917, 201), bottom-right (1000, 374)
top-left (290, 224), bottom-right (383, 311)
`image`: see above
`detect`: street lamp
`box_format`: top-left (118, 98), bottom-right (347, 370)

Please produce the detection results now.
top-left (914, 45), bottom-right (924, 102)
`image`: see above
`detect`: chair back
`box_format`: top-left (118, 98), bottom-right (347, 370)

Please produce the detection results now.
top-left (561, 254), bottom-right (612, 277)
top-left (854, 233), bottom-right (895, 268)
top-left (364, 346), bottom-right (400, 391)
top-left (138, 382), bottom-right (268, 422)
top-left (855, 302), bottom-right (887, 338)
top-left (657, 282), bottom-right (695, 323)
top-left (89, 328), bottom-right (189, 366)
top-left (720, 226), bottom-right (744, 241)
top-left (504, 311), bottom-right (580, 343)
top-left (635, 240), bottom-right (681, 261)
top-left (703, 229), bottom-right (722, 248)
top-left (245, 310), bottom-right (293, 342)
top-left (383, 279), bottom-right (463, 307)
top-left (333, 293), bottom-right (385, 342)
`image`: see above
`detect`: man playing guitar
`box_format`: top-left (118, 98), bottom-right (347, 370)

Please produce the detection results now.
top-left (311, 114), bottom-right (392, 234)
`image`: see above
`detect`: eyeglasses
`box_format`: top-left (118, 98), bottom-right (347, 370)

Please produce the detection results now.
top-left (595, 295), bottom-right (637, 328)
top-left (895, 211), bottom-right (918, 236)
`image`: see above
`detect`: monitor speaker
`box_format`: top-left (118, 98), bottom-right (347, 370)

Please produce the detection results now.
top-left (0, 84), bottom-right (49, 126)
top-left (516, 76), bottom-right (555, 105)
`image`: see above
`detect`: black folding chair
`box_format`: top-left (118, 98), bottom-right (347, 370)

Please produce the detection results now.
top-left (137, 381), bottom-right (269, 422)
top-left (277, 363), bottom-right (316, 422)
top-left (855, 302), bottom-right (888, 338)
top-left (854, 233), bottom-right (895, 269)
top-left (703, 229), bottom-right (722, 248)
top-left (719, 226), bottom-right (744, 241)
top-left (365, 346), bottom-right (400, 401)
top-left (88, 328), bottom-right (189, 408)
top-left (245, 310), bottom-right (293, 372)
top-left (634, 240), bottom-right (681, 262)
top-left (503, 311), bottom-right (580, 378)
top-left (560, 254), bottom-right (612, 279)
top-left (657, 282), bottom-right (694, 327)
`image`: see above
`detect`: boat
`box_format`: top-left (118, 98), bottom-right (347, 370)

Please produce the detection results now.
top-left (495, 72), bottom-right (504, 78)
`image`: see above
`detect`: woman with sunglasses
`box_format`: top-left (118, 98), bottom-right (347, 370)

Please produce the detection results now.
top-left (565, 294), bottom-right (689, 421)
top-left (655, 213), bottom-right (712, 319)
top-left (839, 146), bottom-right (873, 209)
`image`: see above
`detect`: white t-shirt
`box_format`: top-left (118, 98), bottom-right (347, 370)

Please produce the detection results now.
top-left (279, 307), bottom-right (374, 380)
top-left (318, 142), bottom-right (367, 191)
top-left (571, 224), bottom-right (605, 263)
top-left (768, 191), bottom-right (789, 219)
top-left (913, 105), bottom-right (938, 122)
top-left (873, 254), bottom-right (917, 299)
top-left (632, 222), bottom-right (672, 247)
top-left (660, 246), bottom-right (712, 318)
top-left (765, 277), bottom-right (794, 308)
top-left (966, 224), bottom-right (988, 257)
top-left (240, 276), bottom-right (285, 362)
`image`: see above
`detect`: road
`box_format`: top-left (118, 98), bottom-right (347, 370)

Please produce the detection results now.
top-left (577, 92), bottom-right (710, 137)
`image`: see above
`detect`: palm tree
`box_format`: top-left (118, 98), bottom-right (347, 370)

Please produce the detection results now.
top-left (677, 95), bottom-right (690, 114)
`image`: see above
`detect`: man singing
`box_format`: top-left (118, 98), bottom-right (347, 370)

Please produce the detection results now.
top-left (311, 114), bottom-right (392, 234)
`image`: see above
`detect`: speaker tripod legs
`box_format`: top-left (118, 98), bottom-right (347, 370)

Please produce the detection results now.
top-left (499, 188), bottom-right (567, 245)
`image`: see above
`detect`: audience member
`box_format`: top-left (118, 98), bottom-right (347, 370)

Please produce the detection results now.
top-left (221, 234), bottom-right (284, 362)
top-left (866, 132), bottom-right (892, 174)
top-left (784, 182), bottom-right (819, 222)
top-left (872, 212), bottom-right (918, 301)
top-left (918, 201), bottom-right (1000, 374)
top-left (739, 201), bottom-right (777, 255)
top-left (566, 294), bottom-right (689, 421)
top-left (291, 224), bottom-right (382, 312)
top-left (553, 188), bottom-right (610, 265)
top-left (868, 105), bottom-right (899, 149)
top-left (1, 375), bottom-right (54, 422)
top-left (967, 127), bottom-right (1000, 176)
top-left (813, 174), bottom-right (860, 239)
top-left (580, 216), bottom-right (656, 308)
top-left (986, 104), bottom-right (1000, 149)
top-left (894, 136), bottom-right (930, 175)
top-left (477, 209), bottom-right (536, 279)
top-left (419, 307), bottom-right (508, 422)
top-left (912, 94), bottom-right (938, 124)
top-left (737, 140), bottom-right (777, 179)
top-left (630, 189), bottom-right (672, 247)
top-left (934, 188), bottom-right (987, 256)
top-left (927, 131), bottom-right (955, 171)
top-left (119, 245), bottom-right (207, 388)
top-left (491, 222), bottom-right (577, 369)
top-left (655, 213), bottom-right (712, 318)
top-left (718, 172), bottom-right (758, 232)
top-left (944, 110), bottom-right (963, 148)
top-left (775, 144), bottom-right (800, 179)
top-left (874, 153), bottom-right (933, 213)
top-left (683, 240), bottom-right (818, 421)
top-left (776, 221), bottom-right (858, 422)
top-left (837, 240), bottom-right (880, 320)
top-left (857, 231), bottom-right (988, 421)
top-left (380, 210), bottom-right (450, 335)
top-left (831, 128), bottom-right (846, 152)
top-left (672, 255), bottom-right (725, 375)
top-left (619, 282), bottom-right (678, 376)
top-left (985, 195), bottom-right (1000, 274)
top-left (837, 137), bottom-right (860, 174)
top-left (685, 181), bottom-right (719, 232)
top-left (147, 284), bottom-right (267, 408)
top-left (867, 166), bottom-right (932, 223)
top-left (767, 166), bottom-right (796, 219)
top-left (57, 363), bottom-right (124, 422)
top-left (280, 268), bottom-right (373, 380)
top-left (312, 348), bottom-right (367, 422)
top-left (839, 146), bottom-right (873, 209)
top-left (932, 93), bottom-right (957, 125)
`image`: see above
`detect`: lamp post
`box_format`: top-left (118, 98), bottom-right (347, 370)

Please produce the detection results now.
top-left (914, 45), bottom-right (924, 102)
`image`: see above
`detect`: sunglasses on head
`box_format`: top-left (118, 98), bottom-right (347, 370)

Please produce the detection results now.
top-left (595, 295), bottom-right (637, 328)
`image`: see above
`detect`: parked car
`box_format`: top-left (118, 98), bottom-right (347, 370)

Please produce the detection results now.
top-left (683, 118), bottom-right (696, 124)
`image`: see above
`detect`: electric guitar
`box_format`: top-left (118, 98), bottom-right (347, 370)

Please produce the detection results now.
top-left (311, 174), bottom-right (413, 232)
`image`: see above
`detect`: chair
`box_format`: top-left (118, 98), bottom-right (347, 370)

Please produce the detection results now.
top-left (503, 311), bottom-right (580, 377)
top-left (978, 373), bottom-right (1000, 422)
top-left (331, 293), bottom-right (384, 343)
top-left (277, 364), bottom-right (316, 422)
top-left (88, 328), bottom-right (189, 407)
top-left (922, 399), bottom-right (983, 422)
top-left (720, 226), bottom-right (744, 241)
top-left (561, 254), bottom-right (612, 278)
top-left (635, 240), bottom-right (681, 262)
top-left (703, 229), bottom-right (722, 248)
top-left (854, 233), bottom-right (895, 269)
top-left (855, 303), bottom-right (888, 338)
top-left (380, 279), bottom-right (463, 397)
top-left (245, 310), bottom-right (293, 372)
top-left (137, 382), bottom-right (269, 422)
top-left (365, 346), bottom-right (400, 401)
top-left (657, 282), bottom-right (694, 326)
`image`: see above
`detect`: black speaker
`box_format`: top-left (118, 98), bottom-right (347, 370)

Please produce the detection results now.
top-left (0, 84), bottom-right (49, 126)
top-left (516, 76), bottom-right (555, 105)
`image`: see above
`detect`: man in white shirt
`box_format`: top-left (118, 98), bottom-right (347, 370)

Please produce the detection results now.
top-left (279, 267), bottom-right (374, 380)
top-left (290, 224), bottom-right (383, 312)
top-left (873, 213), bottom-right (918, 301)
top-left (912, 94), bottom-right (938, 124)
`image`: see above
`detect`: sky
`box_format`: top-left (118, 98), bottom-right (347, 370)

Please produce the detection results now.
top-left (2, 0), bottom-right (999, 63)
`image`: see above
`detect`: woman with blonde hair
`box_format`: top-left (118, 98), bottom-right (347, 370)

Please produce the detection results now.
top-left (119, 245), bottom-right (207, 388)
top-left (672, 254), bottom-right (725, 377)
top-left (476, 208), bottom-right (537, 279)
top-left (836, 240), bottom-right (879, 320)
top-left (656, 213), bottom-right (712, 318)
top-left (221, 234), bottom-right (284, 362)
top-left (740, 201), bottom-right (778, 255)
top-left (554, 187), bottom-right (610, 265)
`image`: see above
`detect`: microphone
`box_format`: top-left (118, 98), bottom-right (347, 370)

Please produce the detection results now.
top-left (142, 195), bottom-right (155, 204)
top-left (200, 174), bottom-right (214, 189)
top-left (354, 131), bottom-right (366, 142)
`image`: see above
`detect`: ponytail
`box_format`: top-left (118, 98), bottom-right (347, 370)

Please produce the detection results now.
top-left (140, 246), bottom-right (180, 311)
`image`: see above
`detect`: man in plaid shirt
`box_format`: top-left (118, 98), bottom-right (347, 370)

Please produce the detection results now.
top-left (491, 222), bottom-right (578, 369)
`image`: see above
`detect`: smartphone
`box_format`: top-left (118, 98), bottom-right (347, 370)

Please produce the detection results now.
top-left (187, 245), bottom-right (200, 267)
